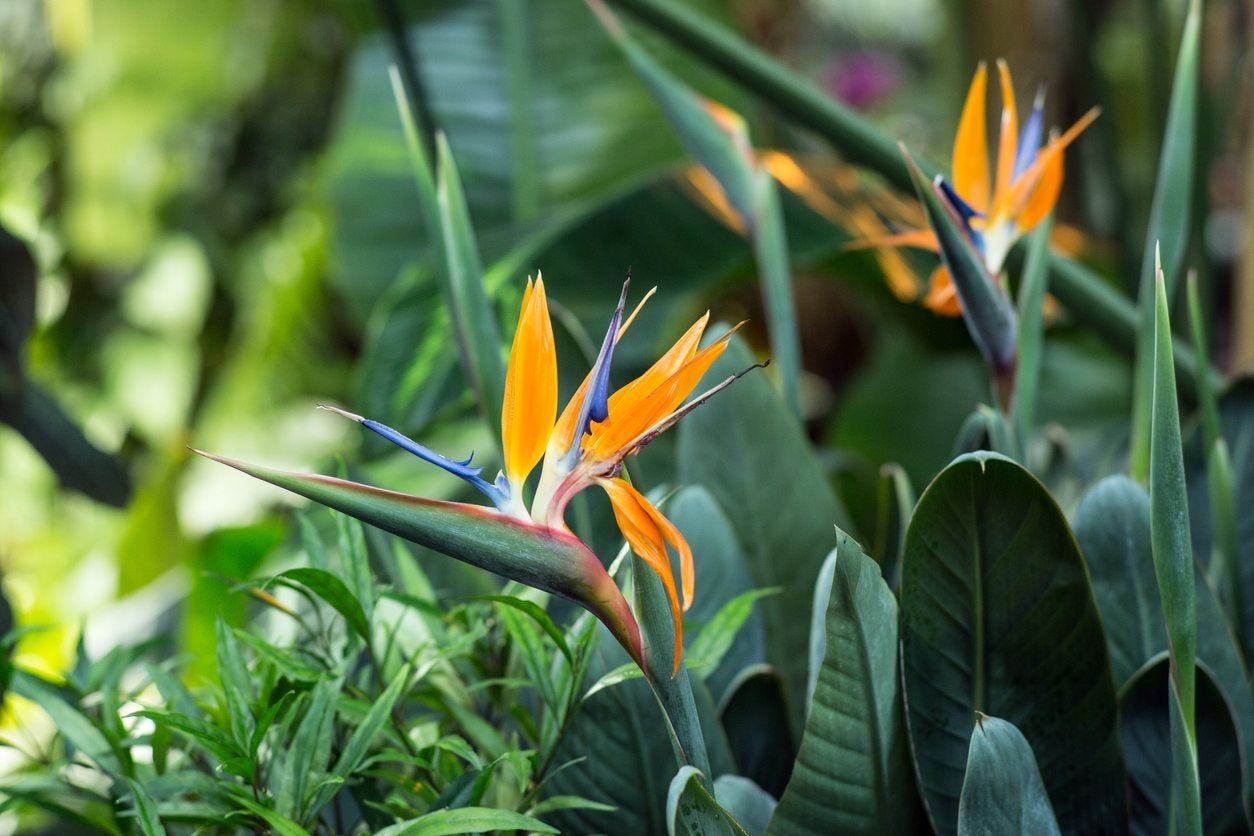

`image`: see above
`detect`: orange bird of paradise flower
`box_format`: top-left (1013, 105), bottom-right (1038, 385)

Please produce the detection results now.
top-left (860, 60), bottom-right (1099, 315)
top-left (308, 277), bottom-right (753, 676)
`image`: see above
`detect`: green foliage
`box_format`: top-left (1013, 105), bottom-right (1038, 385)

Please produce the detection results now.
top-left (956, 716), bottom-right (1060, 836)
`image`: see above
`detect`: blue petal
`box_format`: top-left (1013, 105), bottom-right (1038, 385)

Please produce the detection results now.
top-left (359, 418), bottom-right (509, 507)
top-left (564, 279), bottom-right (630, 464)
top-left (1013, 88), bottom-right (1045, 179)
top-left (937, 177), bottom-right (987, 258)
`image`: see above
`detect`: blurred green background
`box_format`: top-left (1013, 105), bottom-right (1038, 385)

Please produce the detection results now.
top-left (0, 0), bottom-right (1248, 713)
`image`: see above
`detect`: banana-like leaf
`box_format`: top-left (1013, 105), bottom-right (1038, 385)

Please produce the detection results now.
top-left (667, 766), bottom-right (748, 836)
top-left (1120, 655), bottom-right (1249, 835)
top-left (198, 452), bottom-right (643, 671)
top-left (901, 152), bottom-right (1016, 383)
top-left (768, 532), bottom-right (919, 835)
top-left (900, 452), bottom-right (1126, 835)
top-left (1128, 0), bottom-right (1202, 481)
top-left (956, 716), bottom-right (1060, 836)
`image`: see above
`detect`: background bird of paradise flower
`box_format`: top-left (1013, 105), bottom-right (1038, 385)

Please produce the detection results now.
top-left (0, 0), bottom-right (1252, 833)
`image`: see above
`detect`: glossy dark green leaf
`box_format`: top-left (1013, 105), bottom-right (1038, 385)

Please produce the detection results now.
top-left (713, 776), bottom-right (775, 836)
top-left (1128, 0), bottom-right (1202, 480)
top-left (1120, 655), bottom-right (1248, 835)
top-left (768, 532), bottom-right (917, 836)
top-left (679, 336), bottom-right (849, 729)
top-left (900, 452), bottom-right (1125, 835)
top-left (1073, 475), bottom-right (1254, 821)
top-left (956, 716), bottom-right (1059, 836)
top-left (667, 766), bottom-right (748, 836)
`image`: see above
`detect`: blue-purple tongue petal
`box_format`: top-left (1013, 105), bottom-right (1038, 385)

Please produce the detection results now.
top-left (318, 405), bottom-right (508, 508)
top-left (1013, 88), bottom-right (1046, 180)
top-left (563, 279), bottom-right (630, 464)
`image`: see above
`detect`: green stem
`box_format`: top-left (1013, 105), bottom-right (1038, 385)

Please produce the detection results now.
top-left (631, 553), bottom-right (712, 784)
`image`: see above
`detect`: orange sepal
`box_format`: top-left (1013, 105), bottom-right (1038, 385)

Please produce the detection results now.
top-left (952, 62), bottom-right (991, 213)
top-left (600, 477), bottom-right (685, 675)
top-left (502, 275), bottom-right (557, 486)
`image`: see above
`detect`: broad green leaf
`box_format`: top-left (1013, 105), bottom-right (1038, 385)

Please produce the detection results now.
top-left (768, 532), bottom-right (917, 835)
top-left (10, 670), bottom-right (123, 776)
top-left (202, 451), bottom-right (643, 669)
top-left (669, 486), bottom-right (768, 701)
top-left (375, 807), bottom-right (558, 835)
top-left (902, 151), bottom-right (1016, 384)
top-left (956, 716), bottom-right (1060, 836)
top-left (718, 666), bottom-right (794, 799)
top-left (1148, 266), bottom-right (1200, 831)
top-left (1012, 215), bottom-right (1052, 443)
top-left (667, 766), bottom-right (749, 836)
top-left (1073, 475), bottom-right (1254, 821)
top-left (1120, 655), bottom-right (1249, 835)
top-left (1128, 0), bottom-right (1202, 480)
top-left (275, 567), bottom-right (371, 642)
top-left (678, 336), bottom-right (849, 730)
top-left (900, 453), bottom-right (1125, 835)
top-left (713, 776), bottom-right (775, 836)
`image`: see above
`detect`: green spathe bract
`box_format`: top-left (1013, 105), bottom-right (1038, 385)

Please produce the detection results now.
top-left (956, 716), bottom-right (1060, 836)
top-left (197, 451), bottom-right (645, 673)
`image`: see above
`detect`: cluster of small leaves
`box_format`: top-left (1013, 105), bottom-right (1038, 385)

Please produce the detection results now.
top-left (0, 513), bottom-right (631, 834)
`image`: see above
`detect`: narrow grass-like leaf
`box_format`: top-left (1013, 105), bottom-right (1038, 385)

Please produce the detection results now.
top-left (215, 618), bottom-right (255, 749)
top-left (667, 766), bottom-right (749, 836)
top-left (871, 463), bottom-right (913, 592)
top-left (1149, 266), bottom-right (1201, 831)
top-left (434, 134), bottom-right (507, 433)
top-left (901, 151), bottom-right (1016, 387)
top-left (122, 778), bottom-right (163, 836)
top-left (956, 716), bottom-right (1060, 836)
top-left (1012, 214), bottom-right (1052, 443)
top-left (590, 0), bottom-right (800, 414)
top-left (375, 807), bottom-right (558, 835)
top-left (10, 670), bottom-right (124, 776)
top-left (469, 594), bottom-right (574, 664)
top-left (275, 568), bottom-right (371, 643)
top-left (1129, 0), bottom-right (1202, 481)
top-left (685, 588), bottom-right (778, 675)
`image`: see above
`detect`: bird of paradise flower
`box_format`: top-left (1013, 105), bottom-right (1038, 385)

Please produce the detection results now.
top-left (199, 278), bottom-right (756, 678)
top-left (854, 60), bottom-right (1099, 315)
